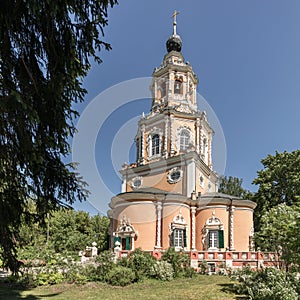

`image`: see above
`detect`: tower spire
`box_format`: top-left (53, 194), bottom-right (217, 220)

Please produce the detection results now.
top-left (171, 10), bottom-right (180, 35)
top-left (166, 10), bottom-right (182, 53)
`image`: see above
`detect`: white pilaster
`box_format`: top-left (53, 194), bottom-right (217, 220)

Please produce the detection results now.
top-left (170, 115), bottom-right (175, 156)
top-left (191, 207), bottom-right (196, 250)
top-left (196, 118), bottom-right (200, 154)
top-left (229, 205), bottom-right (235, 251)
top-left (121, 176), bottom-right (127, 193)
top-left (186, 159), bottom-right (196, 197)
top-left (140, 124), bottom-right (145, 165)
top-left (163, 117), bottom-right (168, 158)
top-left (156, 202), bottom-right (162, 248)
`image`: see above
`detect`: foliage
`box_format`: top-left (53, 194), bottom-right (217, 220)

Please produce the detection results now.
top-left (0, 0), bottom-right (117, 273)
top-left (64, 267), bottom-right (88, 285)
top-left (81, 264), bottom-right (99, 282)
top-left (255, 204), bottom-right (300, 271)
top-left (253, 150), bottom-right (300, 229)
top-left (198, 260), bottom-right (209, 274)
top-left (105, 266), bottom-right (136, 286)
top-left (17, 209), bottom-right (110, 262)
top-left (161, 247), bottom-right (191, 278)
top-left (34, 272), bottom-right (64, 286)
top-left (150, 261), bottom-right (174, 281)
top-left (125, 248), bottom-right (156, 281)
top-left (218, 176), bottom-right (253, 199)
top-left (94, 250), bottom-right (116, 281)
top-left (231, 267), bottom-right (299, 300)
top-left (49, 209), bottom-right (109, 253)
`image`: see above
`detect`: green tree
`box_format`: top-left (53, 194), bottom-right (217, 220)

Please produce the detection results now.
top-left (255, 204), bottom-right (300, 271)
top-left (218, 176), bottom-right (253, 199)
top-left (0, 0), bottom-right (117, 272)
top-left (49, 209), bottom-right (109, 253)
top-left (253, 150), bottom-right (300, 229)
top-left (91, 214), bottom-right (110, 251)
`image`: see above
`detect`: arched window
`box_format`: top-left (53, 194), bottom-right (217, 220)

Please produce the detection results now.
top-left (180, 129), bottom-right (190, 151)
top-left (174, 79), bottom-right (182, 94)
top-left (151, 134), bottom-right (160, 156)
top-left (202, 211), bottom-right (224, 250)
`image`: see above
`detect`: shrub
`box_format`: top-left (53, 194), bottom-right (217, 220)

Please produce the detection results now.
top-left (162, 247), bottom-right (190, 277)
top-left (94, 250), bottom-right (115, 281)
top-left (3, 274), bottom-right (33, 287)
top-left (231, 267), bottom-right (299, 300)
top-left (105, 266), bottom-right (136, 286)
top-left (198, 260), bottom-right (209, 274)
top-left (65, 271), bottom-right (88, 285)
top-left (34, 272), bottom-right (64, 286)
top-left (127, 249), bottom-right (156, 280)
top-left (63, 264), bottom-right (88, 285)
top-left (150, 261), bottom-right (174, 281)
top-left (81, 264), bottom-right (99, 282)
top-left (183, 266), bottom-right (196, 278)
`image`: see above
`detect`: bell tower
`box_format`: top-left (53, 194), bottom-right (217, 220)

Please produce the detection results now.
top-left (121, 12), bottom-right (218, 196)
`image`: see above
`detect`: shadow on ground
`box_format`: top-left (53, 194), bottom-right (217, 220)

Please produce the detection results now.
top-left (0, 282), bottom-right (61, 300)
top-left (218, 283), bottom-right (248, 300)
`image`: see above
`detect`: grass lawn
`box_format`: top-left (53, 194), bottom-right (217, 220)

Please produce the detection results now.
top-left (0, 275), bottom-right (243, 300)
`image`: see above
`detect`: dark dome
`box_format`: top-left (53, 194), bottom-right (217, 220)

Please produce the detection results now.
top-left (166, 34), bottom-right (182, 52)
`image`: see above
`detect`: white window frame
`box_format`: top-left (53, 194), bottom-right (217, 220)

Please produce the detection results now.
top-left (151, 134), bottom-right (160, 156)
top-left (176, 126), bottom-right (194, 153)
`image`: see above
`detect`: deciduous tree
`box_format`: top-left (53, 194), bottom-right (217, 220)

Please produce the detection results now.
top-left (255, 204), bottom-right (300, 271)
top-left (218, 176), bottom-right (252, 199)
top-left (253, 150), bottom-right (300, 229)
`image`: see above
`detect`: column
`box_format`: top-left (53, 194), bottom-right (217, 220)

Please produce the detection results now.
top-left (229, 205), bottom-right (235, 251)
top-left (168, 72), bottom-right (172, 102)
top-left (186, 75), bottom-right (190, 102)
top-left (163, 117), bottom-right (168, 158)
top-left (121, 175), bottom-right (127, 193)
top-left (191, 207), bottom-right (196, 250)
top-left (208, 135), bottom-right (212, 168)
top-left (196, 118), bottom-right (200, 154)
top-left (140, 124), bottom-right (145, 165)
top-left (156, 202), bottom-right (162, 248)
top-left (131, 236), bottom-right (135, 251)
top-left (170, 115), bottom-right (175, 156)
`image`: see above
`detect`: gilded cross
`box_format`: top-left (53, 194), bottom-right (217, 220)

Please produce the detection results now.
top-left (171, 10), bottom-right (180, 35)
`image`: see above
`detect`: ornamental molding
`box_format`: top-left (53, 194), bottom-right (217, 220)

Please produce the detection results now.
top-left (114, 215), bottom-right (136, 237)
top-left (174, 103), bottom-right (194, 114)
top-left (205, 210), bottom-right (223, 227)
top-left (176, 125), bottom-right (194, 152)
top-left (169, 210), bottom-right (187, 234)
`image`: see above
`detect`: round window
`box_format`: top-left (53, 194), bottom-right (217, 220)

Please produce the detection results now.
top-left (200, 175), bottom-right (204, 187)
top-left (168, 168), bottom-right (182, 184)
top-left (131, 177), bottom-right (142, 189)
top-left (171, 170), bottom-right (181, 181)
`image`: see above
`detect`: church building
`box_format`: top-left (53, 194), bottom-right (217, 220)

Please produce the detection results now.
top-left (108, 14), bottom-right (273, 270)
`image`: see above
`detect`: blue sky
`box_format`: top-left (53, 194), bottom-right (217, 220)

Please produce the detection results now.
top-left (72, 0), bottom-right (300, 214)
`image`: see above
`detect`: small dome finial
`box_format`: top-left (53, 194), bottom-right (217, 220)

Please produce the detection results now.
top-left (166, 10), bottom-right (182, 53)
